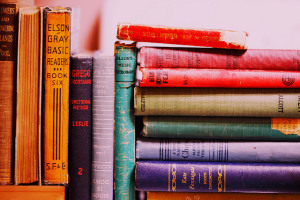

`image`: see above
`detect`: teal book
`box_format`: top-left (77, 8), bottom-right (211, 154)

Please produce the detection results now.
top-left (143, 116), bottom-right (300, 140)
top-left (114, 41), bottom-right (136, 200)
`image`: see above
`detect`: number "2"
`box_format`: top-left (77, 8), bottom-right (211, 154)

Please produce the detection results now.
top-left (78, 168), bottom-right (83, 175)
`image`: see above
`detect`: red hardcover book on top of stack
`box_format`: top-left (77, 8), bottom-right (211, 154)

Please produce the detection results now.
top-left (117, 23), bottom-right (248, 49)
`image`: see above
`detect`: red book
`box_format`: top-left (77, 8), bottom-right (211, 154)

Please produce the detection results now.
top-left (117, 23), bottom-right (248, 49)
top-left (138, 47), bottom-right (300, 71)
top-left (136, 67), bottom-right (300, 88)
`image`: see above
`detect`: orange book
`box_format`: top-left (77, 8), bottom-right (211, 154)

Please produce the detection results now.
top-left (147, 192), bottom-right (300, 200)
top-left (42, 7), bottom-right (71, 185)
top-left (0, 186), bottom-right (65, 200)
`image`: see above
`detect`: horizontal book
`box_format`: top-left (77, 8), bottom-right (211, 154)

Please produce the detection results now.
top-left (136, 137), bottom-right (300, 162)
top-left (135, 161), bottom-right (300, 193)
top-left (134, 87), bottom-right (300, 117)
top-left (0, 186), bottom-right (65, 200)
top-left (136, 67), bottom-right (300, 88)
top-left (147, 191), bottom-right (300, 200)
top-left (117, 23), bottom-right (247, 49)
top-left (142, 116), bottom-right (300, 141)
top-left (138, 47), bottom-right (300, 71)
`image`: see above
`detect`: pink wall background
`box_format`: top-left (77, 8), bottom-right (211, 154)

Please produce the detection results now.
top-left (35, 0), bottom-right (105, 51)
top-left (35, 0), bottom-right (300, 54)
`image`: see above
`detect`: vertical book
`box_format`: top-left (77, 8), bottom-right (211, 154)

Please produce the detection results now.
top-left (0, 1), bottom-right (18, 185)
top-left (114, 41), bottom-right (136, 200)
top-left (15, 7), bottom-right (40, 184)
top-left (92, 53), bottom-right (114, 200)
top-left (42, 7), bottom-right (71, 185)
top-left (69, 53), bottom-right (92, 200)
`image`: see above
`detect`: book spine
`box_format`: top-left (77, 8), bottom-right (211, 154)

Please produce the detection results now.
top-left (136, 137), bottom-right (300, 162)
top-left (134, 87), bottom-right (300, 117)
top-left (69, 55), bottom-right (92, 200)
top-left (143, 116), bottom-right (300, 141)
top-left (137, 68), bottom-right (300, 88)
top-left (92, 55), bottom-right (114, 200)
top-left (139, 47), bottom-right (300, 71)
top-left (147, 191), bottom-right (300, 200)
top-left (0, 2), bottom-right (18, 185)
top-left (135, 161), bottom-right (300, 193)
top-left (117, 23), bottom-right (247, 49)
top-left (42, 7), bottom-right (71, 185)
top-left (114, 42), bottom-right (136, 200)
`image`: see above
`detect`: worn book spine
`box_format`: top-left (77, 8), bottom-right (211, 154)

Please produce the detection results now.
top-left (147, 191), bottom-right (300, 200)
top-left (42, 7), bottom-right (71, 185)
top-left (139, 47), bottom-right (300, 71)
top-left (0, 1), bottom-right (18, 185)
top-left (135, 161), bottom-right (300, 193)
top-left (92, 54), bottom-right (114, 200)
top-left (134, 87), bottom-right (300, 117)
top-left (69, 54), bottom-right (92, 200)
top-left (15, 7), bottom-right (40, 185)
top-left (117, 23), bottom-right (247, 49)
top-left (136, 137), bottom-right (300, 162)
top-left (136, 67), bottom-right (300, 88)
top-left (143, 116), bottom-right (300, 140)
top-left (114, 41), bottom-right (136, 200)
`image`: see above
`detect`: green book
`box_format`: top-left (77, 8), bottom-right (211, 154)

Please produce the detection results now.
top-left (134, 87), bottom-right (300, 117)
top-left (114, 41), bottom-right (136, 200)
top-left (143, 116), bottom-right (300, 140)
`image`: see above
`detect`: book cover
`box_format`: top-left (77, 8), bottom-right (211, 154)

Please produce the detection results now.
top-left (136, 67), bottom-right (300, 88)
top-left (42, 7), bottom-right (71, 185)
top-left (0, 1), bottom-right (18, 185)
top-left (136, 137), bottom-right (300, 162)
top-left (143, 116), bottom-right (300, 141)
top-left (117, 23), bottom-right (247, 49)
top-left (92, 53), bottom-right (114, 200)
top-left (135, 161), bottom-right (300, 193)
top-left (147, 191), bottom-right (300, 200)
top-left (138, 47), bottom-right (300, 71)
top-left (114, 41), bottom-right (136, 200)
top-left (15, 7), bottom-right (40, 185)
top-left (69, 53), bottom-right (92, 200)
top-left (134, 87), bottom-right (300, 117)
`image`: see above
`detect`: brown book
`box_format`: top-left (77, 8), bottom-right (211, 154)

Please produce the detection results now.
top-left (0, 0), bottom-right (18, 185)
top-left (0, 185), bottom-right (65, 200)
top-left (15, 7), bottom-right (40, 184)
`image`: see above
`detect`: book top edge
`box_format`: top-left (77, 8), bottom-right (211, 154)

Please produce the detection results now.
top-left (44, 7), bottom-right (71, 13)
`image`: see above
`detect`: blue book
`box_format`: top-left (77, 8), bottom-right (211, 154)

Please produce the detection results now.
top-left (136, 137), bottom-right (300, 163)
top-left (135, 161), bottom-right (300, 193)
top-left (114, 41), bottom-right (136, 200)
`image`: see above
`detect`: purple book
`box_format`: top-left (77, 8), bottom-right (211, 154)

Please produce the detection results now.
top-left (135, 161), bottom-right (300, 193)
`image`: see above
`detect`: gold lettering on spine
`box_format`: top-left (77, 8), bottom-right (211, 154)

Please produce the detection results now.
top-left (168, 164), bottom-right (170, 191)
top-left (171, 164), bottom-right (176, 191)
top-left (209, 167), bottom-right (213, 190)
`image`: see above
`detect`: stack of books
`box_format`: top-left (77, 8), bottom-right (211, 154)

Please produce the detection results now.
top-left (115, 23), bottom-right (300, 199)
